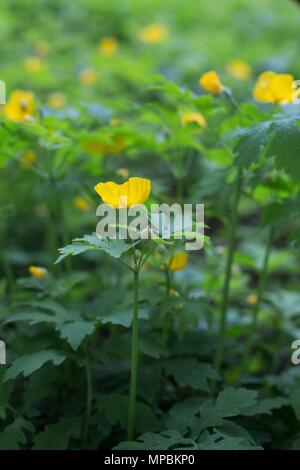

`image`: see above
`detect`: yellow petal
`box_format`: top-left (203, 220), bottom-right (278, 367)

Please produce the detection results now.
top-left (94, 177), bottom-right (151, 208)
top-left (138, 23), bottom-right (168, 44)
top-left (29, 266), bottom-right (47, 279)
top-left (168, 253), bottom-right (188, 271)
top-left (181, 112), bottom-right (207, 128)
top-left (99, 37), bottom-right (119, 56)
top-left (3, 90), bottom-right (35, 121)
top-left (226, 59), bottom-right (252, 80)
top-left (252, 71), bottom-right (277, 103)
top-left (199, 71), bottom-right (223, 95)
top-left (270, 73), bottom-right (295, 104)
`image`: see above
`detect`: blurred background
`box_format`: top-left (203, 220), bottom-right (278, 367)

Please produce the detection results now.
top-left (1, 0), bottom-right (300, 104)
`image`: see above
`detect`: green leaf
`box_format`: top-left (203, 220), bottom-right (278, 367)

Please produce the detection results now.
top-left (164, 359), bottom-right (219, 391)
top-left (198, 432), bottom-right (262, 450)
top-left (98, 306), bottom-right (149, 327)
top-left (243, 397), bottom-right (289, 416)
top-left (33, 417), bottom-right (80, 450)
top-left (55, 233), bottom-right (137, 263)
top-left (114, 430), bottom-right (192, 451)
top-left (4, 350), bottom-right (65, 381)
top-left (59, 320), bottom-right (95, 350)
top-left (234, 122), bottom-right (271, 167)
top-left (290, 388), bottom-right (300, 420)
top-left (193, 387), bottom-right (258, 434)
top-left (0, 418), bottom-right (28, 450)
top-left (266, 121), bottom-right (300, 181)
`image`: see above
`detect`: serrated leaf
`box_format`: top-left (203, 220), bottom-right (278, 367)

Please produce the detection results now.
top-left (33, 417), bottom-right (79, 450)
top-left (266, 121), bottom-right (300, 181)
top-left (4, 351), bottom-right (65, 381)
top-left (0, 418), bottom-right (28, 450)
top-left (164, 359), bottom-right (219, 391)
top-left (114, 430), bottom-right (192, 451)
top-left (59, 320), bottom-right (95, 350)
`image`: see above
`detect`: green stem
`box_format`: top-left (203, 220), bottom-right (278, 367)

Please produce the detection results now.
top-left (242, 226), bottom-right (275, 371)
top-left (127, 268), bottom-right (140, 440)
top-left (163, 268), bottom-right (171, 345)
top-left (213, 166), bottom-right (243, 377)
top-left (83, 343), bottom-right (92, 445)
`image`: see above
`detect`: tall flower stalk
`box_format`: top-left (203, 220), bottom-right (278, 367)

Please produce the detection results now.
top-left (127, 267), bottom-right (140, 440)
top-left (214, 165), bottom-right (243, 376)
top-left (242, 225), bottom-right (275, 370)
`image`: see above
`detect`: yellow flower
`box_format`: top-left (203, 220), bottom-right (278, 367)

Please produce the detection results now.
top-left (116, 167), bottom-right (129, 178)
top-left (84, 136), bottom-right (126, 155)
top-left (226, 59), bottom-right (252, 80)
top-left (47, 92), bottom-right (66, 110)
top-left (199, 71), bottom-right (223, 95)
top-left (138, 23), bottom-right (169, 44)
top-left (74, 196), bottom-right (91, 212)
top-left (253, 71), bottom-right (298, 104)
top-left (29, 266), bottom-right (47, 279)
top-left (21, 150), bottom-right (37, 168)
top-left (94, 177), bottom-right (151, 208)
top-left (181, 112), bottom-right (207, 129)
top-left (99, 37), bottom-right (119, 56)
top-left (79, 68), bottom-right (97, 86)
top-left (3, 90), bottom-right (35, 121)
top-left (24, 56), bottom-right (44, 73)
top-left (246, 294), bottom-right (257, 306)
top-left (168, 253), bottom-right (188, 271)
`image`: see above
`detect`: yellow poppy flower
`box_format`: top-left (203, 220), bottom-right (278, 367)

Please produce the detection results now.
top-left (24, 56), bottom-right (44, 73)
top-left (181, 112), bottom-right (207, 129)
top-left (138, 23), bottom-right (168, 44)
top-left (3, 90), bottom-right (35, 121)
top-left (47, 92), bottom-right (66, 110)
top-left (226, 59), bottom-right (252, 80)
top-left (99, 37), bottom-right (119, 56)
top-left (94, 177), bottom-right (151, 208)
top-left (199, 71), bottom-right (223, 95)
top-left (253, 71), bottom-right (298, 104)
top-left (21, 150), bottom-right (37, 168)
top-left (168, 253), bottom-right (188, 271)
top-left (246, 294), bottom-right (257, 306)
top-left (79, 68), bottom-right (97, 86)
top-left (74, 196), bottom-right (91, 212)
top-left (29, 266), bottom-right (47, 279)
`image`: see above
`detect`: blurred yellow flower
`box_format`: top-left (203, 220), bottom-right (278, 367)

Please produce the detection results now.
top-left (99, 37), bottom-right (119, 56)
top-left (94, 177), bottom-right (151, 208)
top-left (199, 71), bottom-right (223, 95)
top-left (181, 112), bottom-right (207, 129)
top-left (246, 294), bottom-right (258, 306)
top-left (24, 56), bottom-right (44, 73)
top-left (84, 136), bottom-right (126, 155)
top-left (253, 71), bottom-right (298, 104)
top-left (116, 167), bottom-right (129, 178)
top-left (29, 266), bottom-right (47, 279)
top-left (3, 90), bottom-right (35, 121)
top-left (21, 150), bottom-right (37, 168)
top-left (74, 196), bottom-right (92, 212)
top-left (138, 23), bottom-right (168, 44)
top-left (47, 92), bottom-right (66, 110)
top-left (226, 59), bottom-right (252, 80)
top-left (168, 253), bottom-right (188, 272)
top-left (79, 68), bottom-right (98, 86)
